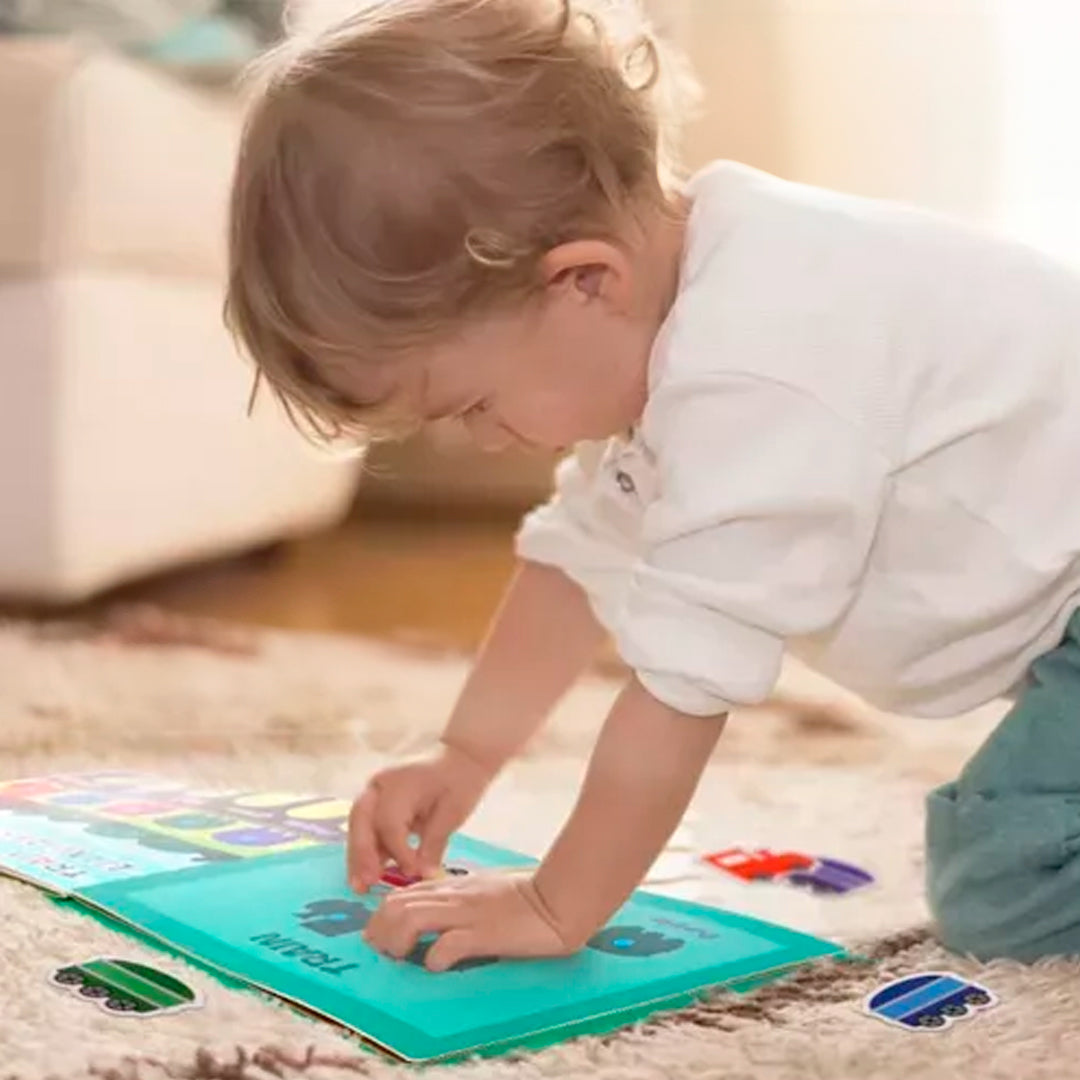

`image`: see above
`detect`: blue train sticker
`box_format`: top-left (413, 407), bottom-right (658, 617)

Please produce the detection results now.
top-left (864, 971), bottom-right (997, 1031)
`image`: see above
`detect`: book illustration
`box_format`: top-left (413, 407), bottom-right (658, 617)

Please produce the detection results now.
top-left (49, 956), bottom-right (203, 1018)
top-left (587, 926), bottom-right (685, 957)
top-left (0, 771), bottom-right (350, 892)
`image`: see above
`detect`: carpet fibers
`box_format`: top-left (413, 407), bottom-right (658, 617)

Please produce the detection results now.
top-left (1, 617), bottom-right (1076, 1080)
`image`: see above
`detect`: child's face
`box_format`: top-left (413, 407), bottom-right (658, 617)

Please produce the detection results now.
top-left (416, 298), bottom-right (649, 452)
top-left (410, 237), bottom-right (676, 453)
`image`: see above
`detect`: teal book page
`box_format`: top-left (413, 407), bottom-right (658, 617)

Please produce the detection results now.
top-left (82, 837), bottom-right (843, 1062)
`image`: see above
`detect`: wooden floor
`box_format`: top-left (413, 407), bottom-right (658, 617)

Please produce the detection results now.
top-left (10, 509), bottom-right (521, 654)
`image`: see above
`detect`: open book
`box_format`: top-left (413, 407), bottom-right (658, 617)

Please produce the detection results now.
top-left (0, 770), bottom-right (844, 1062)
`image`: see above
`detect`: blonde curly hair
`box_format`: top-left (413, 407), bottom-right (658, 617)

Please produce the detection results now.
top-left (225, 0), bottom-right (698, 446)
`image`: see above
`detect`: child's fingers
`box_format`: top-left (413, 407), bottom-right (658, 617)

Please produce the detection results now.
top-left (375, 796), bottom-right (420, 876)
top-left (347, 789), bottom-right (382, 891)
top-left (368, 899), bottom-right (466, 960)
top-left (425, 929), bottom-right (483, 973)
top-left (396, 877), bottom-right (456, 896)
top-left (416, 798), bottom-right (459, 875)
top-left (363, 890), bottom-right (432, 947)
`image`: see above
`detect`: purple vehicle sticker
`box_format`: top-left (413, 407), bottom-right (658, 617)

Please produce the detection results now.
top-left (783, 857), bottom-right (874, 895)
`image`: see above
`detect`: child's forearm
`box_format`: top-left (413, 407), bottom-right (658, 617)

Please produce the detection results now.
top-left (442, 559), bottom-right (606, 773)
top-left (529, 679), bottom-right (727, 948)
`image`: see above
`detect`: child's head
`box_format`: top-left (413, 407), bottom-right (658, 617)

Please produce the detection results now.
top-left (226, 0), bottom-right (696, 452)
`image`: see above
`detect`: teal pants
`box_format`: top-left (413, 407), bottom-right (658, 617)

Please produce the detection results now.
top-left (926, 612), bottom-right (1080, 961)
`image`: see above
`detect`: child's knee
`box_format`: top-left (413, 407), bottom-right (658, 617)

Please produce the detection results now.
top-left (926, 782), bottom-right (996, 957)
top-left (926, 782), bottom-right (1080, 962)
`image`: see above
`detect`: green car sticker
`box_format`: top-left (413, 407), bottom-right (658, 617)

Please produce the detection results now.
top-left (49, 957), bottom-right (203, 1018)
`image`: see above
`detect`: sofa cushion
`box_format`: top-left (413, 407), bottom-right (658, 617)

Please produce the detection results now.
top-left (0, 39), bottom-right (238, 276)
top-left (0, 271), bottom-right (361, 600)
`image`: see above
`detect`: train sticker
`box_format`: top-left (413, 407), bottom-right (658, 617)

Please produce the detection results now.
top-left (703, 847), bottom-right (874, 895)
top-left (864, 972), bottom-right (997, 1031)
top-left (49, 957), bottom-right (203, 1018)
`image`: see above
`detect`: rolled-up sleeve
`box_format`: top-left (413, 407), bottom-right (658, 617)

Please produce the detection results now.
top-left (616, 374), bottom-right (890, 716)
top-left (515, 442), bottom-right (642, 631)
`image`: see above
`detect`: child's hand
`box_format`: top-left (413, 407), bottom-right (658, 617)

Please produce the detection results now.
top-left (348, 743), bottom-right (494, 891)
top-left (362, 873), bottom-right (573, 972)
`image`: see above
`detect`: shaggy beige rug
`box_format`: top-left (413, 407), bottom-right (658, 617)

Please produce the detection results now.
top-left (2, 615), bottom-right (1077, 1080)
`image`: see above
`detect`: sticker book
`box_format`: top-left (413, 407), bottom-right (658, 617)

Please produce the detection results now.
top-left (0, 771), bottom-right (844, 1062)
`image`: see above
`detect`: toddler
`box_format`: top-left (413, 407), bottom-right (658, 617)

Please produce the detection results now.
top-left (226, 0), bottom-right (1080, 972)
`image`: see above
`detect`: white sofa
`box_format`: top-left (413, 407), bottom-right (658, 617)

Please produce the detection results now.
top-left (0, 40), bottom-right (361, 602)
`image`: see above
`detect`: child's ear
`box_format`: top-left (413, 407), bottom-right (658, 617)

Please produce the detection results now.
top-left (540, 240), bottom-right (633, 311)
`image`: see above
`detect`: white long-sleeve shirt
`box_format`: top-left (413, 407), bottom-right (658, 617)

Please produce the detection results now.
top-left (516, 161), bottom-right (1080, 718)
